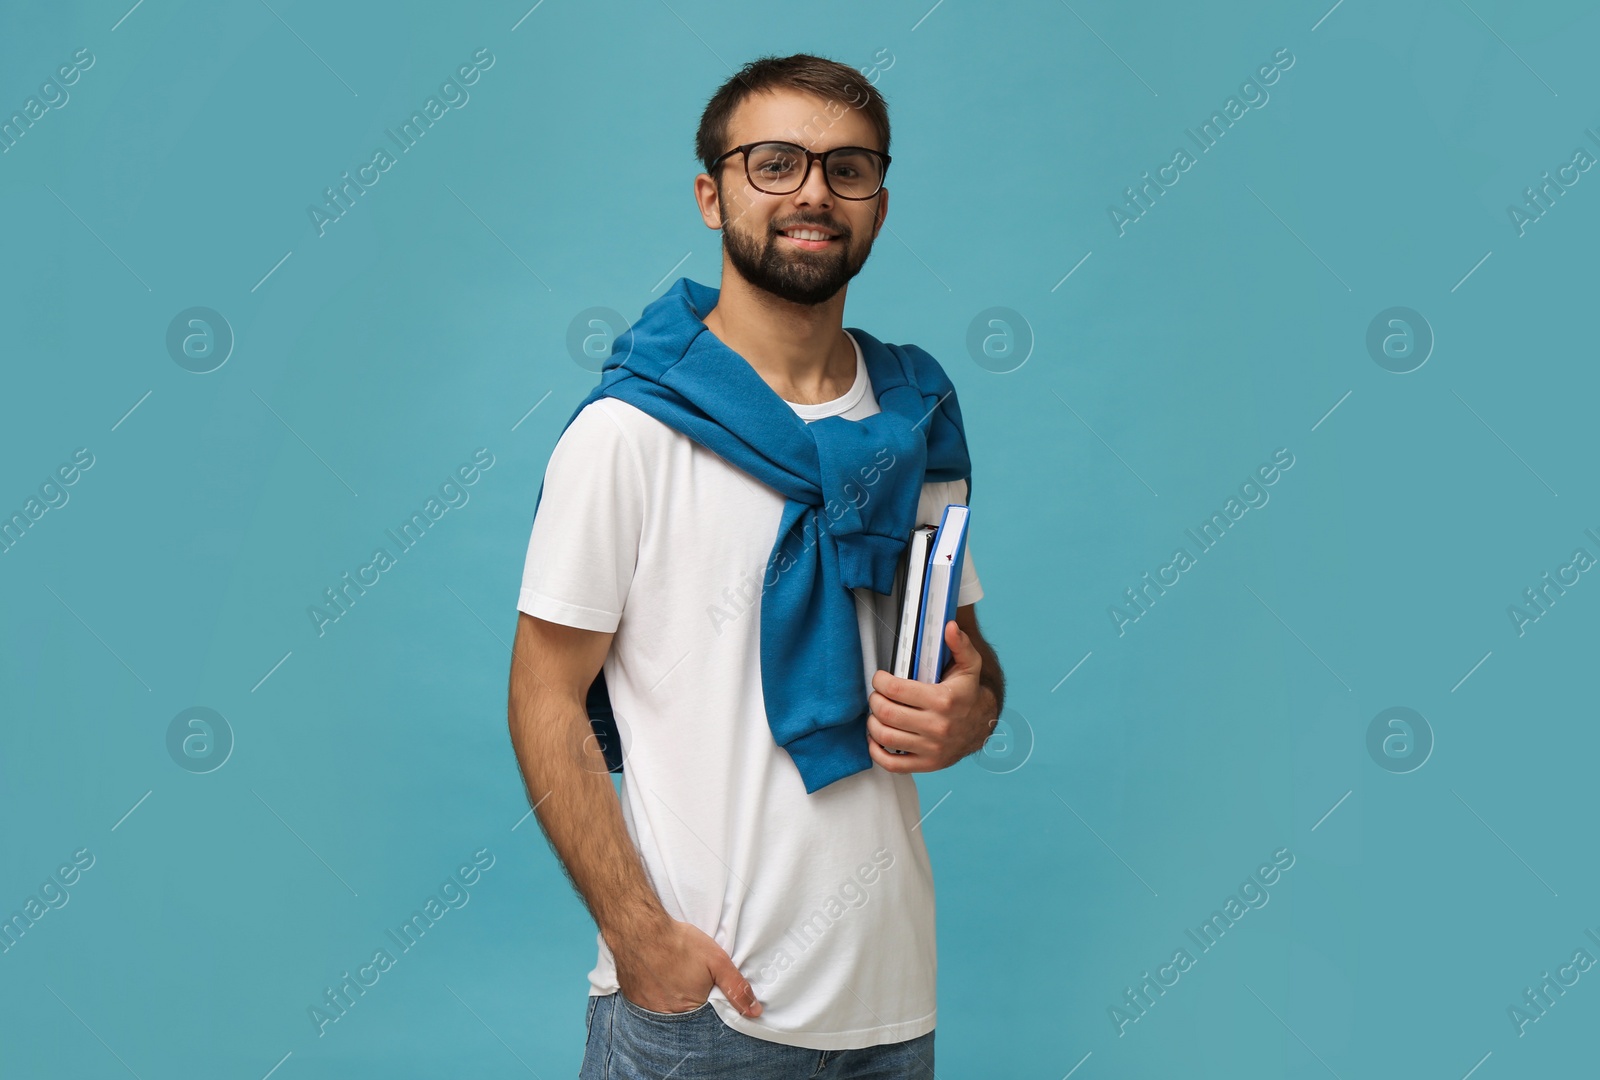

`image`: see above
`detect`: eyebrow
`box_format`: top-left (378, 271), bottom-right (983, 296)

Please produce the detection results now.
top-left (754, 140), bottom-right (876, 152)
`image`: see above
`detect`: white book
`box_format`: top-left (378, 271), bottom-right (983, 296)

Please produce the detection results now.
top-left (890, 525), bottom-right (939, 680)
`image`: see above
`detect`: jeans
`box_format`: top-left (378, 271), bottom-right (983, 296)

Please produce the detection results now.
top-left (578, 992), bottom-right (936, 1079)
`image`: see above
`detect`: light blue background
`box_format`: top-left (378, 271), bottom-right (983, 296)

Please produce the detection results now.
top-left (3, 0), bottom-right (1597, 1076)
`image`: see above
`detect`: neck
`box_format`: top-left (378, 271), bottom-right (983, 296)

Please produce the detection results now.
top-left (701, 268), bottom-right (855, 406)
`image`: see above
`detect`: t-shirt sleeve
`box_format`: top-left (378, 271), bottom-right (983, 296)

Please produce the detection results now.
top-left (940, 483), bottom-right (979, 608)
top-left (953, 476), bottom-right (979, 604)
top-left (920, 477), bottom-right (984, 607)
top-left (517, 401), bottom-right (645, 633)
top-left (957, 541), bottom-right (984, 607)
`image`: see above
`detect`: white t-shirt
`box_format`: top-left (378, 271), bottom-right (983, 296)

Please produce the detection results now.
top-left (517, 330), bottom-right (982, 1051)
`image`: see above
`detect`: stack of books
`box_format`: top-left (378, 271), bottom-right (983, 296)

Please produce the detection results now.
top-left (872, 504), bottom-right (970, 756)
top-left (884, 503), bottom-right (971, 685)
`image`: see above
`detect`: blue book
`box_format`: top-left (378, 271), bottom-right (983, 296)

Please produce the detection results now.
top-left (909, 503), bottom-right (970, 683)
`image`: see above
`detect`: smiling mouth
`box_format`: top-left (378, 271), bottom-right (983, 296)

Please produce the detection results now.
top-left (776, 227), bottom-right (841, 250)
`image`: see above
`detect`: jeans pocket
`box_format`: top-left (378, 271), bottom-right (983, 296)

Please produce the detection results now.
top-left (618, 992), bottom-right (713, 1023)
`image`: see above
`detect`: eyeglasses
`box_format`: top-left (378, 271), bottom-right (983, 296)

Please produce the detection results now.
top-left (709, 141), bottom-right (891, 200)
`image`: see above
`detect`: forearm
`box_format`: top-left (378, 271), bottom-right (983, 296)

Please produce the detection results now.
top-left (977, 678), bottom-right (1001, 726)
top-left (966, 645), bottom-right (1006, 757)
top-left (508, 682), bottom-right (669, 947)
top-left (976, 639), bottom-right (1004, 724)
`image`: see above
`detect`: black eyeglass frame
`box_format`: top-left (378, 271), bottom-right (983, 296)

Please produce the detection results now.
top-left (708, 141), bottom-right (892, 200)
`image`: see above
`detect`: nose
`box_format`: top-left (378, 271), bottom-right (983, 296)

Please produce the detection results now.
top-left (792, 155), bottom-right (835, 207)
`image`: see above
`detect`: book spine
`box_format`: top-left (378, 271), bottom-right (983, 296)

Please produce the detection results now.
top-left (934, 512), bottom-right (969, 679)
top-left (897, 528), bottom-right (934, 679)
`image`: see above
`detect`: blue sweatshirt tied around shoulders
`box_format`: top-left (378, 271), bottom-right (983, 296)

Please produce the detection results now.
top-left (529, 276), bottom-right (971, 794)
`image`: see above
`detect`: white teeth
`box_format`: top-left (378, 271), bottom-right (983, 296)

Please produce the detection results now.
top-left (784, 229), bottom-right (831, 241)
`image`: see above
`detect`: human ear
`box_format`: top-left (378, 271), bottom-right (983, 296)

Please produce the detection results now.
top-left (694, 173), bottom-right (724, 229)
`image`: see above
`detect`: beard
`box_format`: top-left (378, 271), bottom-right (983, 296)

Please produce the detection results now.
top-left (717, 186), bottom-right (878, 306)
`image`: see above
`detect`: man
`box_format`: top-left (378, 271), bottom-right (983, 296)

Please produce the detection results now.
top-left (507, 53), bottom-right (1006, 1078)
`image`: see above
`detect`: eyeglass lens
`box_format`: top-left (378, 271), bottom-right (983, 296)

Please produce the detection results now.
top-left (746, 142), bottom-right (883, 198)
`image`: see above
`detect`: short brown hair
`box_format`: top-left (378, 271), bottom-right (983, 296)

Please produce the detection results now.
top-left (695, 53), bottom-right (890, 180)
